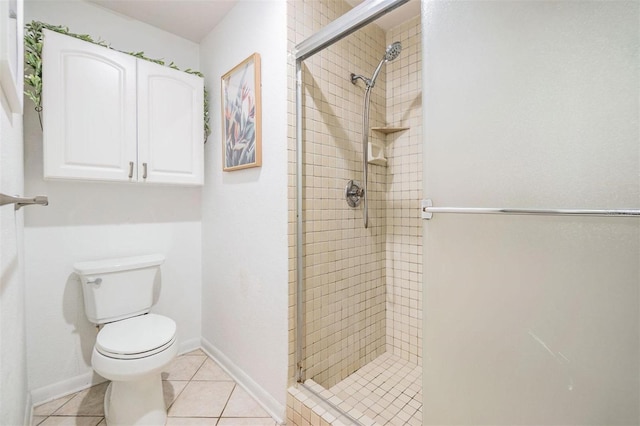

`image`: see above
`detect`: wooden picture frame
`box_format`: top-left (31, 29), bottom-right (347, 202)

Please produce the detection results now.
top-left (221, 53), bottom-right (261, 171)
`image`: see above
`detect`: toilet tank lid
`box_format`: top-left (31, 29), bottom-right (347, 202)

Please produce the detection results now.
top-left (74, 254), bottom-right (165, 275)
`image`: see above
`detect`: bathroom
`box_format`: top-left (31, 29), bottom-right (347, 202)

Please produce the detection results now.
top-left (1, 0), bottom-right (638, 426)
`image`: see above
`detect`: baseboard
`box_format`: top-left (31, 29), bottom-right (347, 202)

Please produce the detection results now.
top-left (30, 336), bottom-right (199, 407)
top-left (200, 337), bottom-right (285, 425)
top-left (28, 339), bottom-right (285, 425)
top-left (29, 371), bottom-right (107, 407)
top-left (24, 392), bottom-right (33, 426)
top-left (178, 337), bottom-right (201, 355)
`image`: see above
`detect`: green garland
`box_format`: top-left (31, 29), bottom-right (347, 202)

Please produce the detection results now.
top-left (24, 21), bottom-right (210, 142)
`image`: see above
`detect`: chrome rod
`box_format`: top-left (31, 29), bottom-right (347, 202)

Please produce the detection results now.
top-left (295, 59), bottom-right (305, 383)
top-left (421, 199), bottom-right (640, 220)
top-left (294, 0), bottom-right (409, 61)
top-left (0, 193), bottom-right (49, 210)
top-left (361, 84), bottom-right (372, 228)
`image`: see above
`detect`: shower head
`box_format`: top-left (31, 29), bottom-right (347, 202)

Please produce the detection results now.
top-left (385, 41), bottom-right (402, 62)
top-left (350, 41), bottom-right (403, 89)
top-left (368, 41), bottom-right (402, 88)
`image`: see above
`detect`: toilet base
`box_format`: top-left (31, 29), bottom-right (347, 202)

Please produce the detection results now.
top-left (104, 374), bottom-right (166, 426)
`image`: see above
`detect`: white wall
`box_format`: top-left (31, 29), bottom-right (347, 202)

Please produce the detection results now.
top-left (0, 93), bottom-right (28, 424)
top-left (199, 0), bottom-right (288, 419)
top-left (24, 0), bottom-right (203, 402)
top-left (26, 0), bottom-right (199, 69)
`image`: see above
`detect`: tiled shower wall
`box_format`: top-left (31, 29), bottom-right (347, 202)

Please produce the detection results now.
top-left (287, 0), bottom-right (424, 390)
top-left (384, 17), bottom-right (423, 365)
top-left (288, 0), bottom-right (389, 390)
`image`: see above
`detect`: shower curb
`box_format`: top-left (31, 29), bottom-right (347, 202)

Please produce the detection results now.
top-left (287, 380), bottom-right (380, 426)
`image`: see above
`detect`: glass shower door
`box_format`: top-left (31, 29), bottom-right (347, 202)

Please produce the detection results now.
top-left (422, 1), bottom-right (639, 425)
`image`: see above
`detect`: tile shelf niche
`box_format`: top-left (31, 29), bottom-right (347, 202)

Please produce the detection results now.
top-left (368, 126), bottom-right (409, 166)
top-left (371, 126), bottom-right (409, 134)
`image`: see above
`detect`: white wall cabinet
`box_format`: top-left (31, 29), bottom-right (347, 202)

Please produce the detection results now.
top-left (42, 29), bottom-right (204, 186)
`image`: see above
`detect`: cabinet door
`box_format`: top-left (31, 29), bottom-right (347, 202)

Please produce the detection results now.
top-left (42, 30), bottom-right (137, 182)
top-left (137, 60), bottom-right (204, 186)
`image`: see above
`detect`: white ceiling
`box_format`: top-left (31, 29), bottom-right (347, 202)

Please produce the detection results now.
top-left (86, 0), bottom-right (421, 43)
top-left (86, 0), bottom-right (238, 42)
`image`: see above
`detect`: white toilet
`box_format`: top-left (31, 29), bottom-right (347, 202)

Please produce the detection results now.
top-left (74, 254), bottom-right (178, 426)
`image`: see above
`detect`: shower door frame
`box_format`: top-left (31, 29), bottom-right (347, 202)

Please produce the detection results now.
top-left (293, 0), bottom-right (410, 384)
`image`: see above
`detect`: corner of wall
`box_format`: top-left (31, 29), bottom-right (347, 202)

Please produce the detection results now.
top-left (0, 101), bottom-right (28, 426)
top-left (198, 0), bottom-right (289, 412)
top-left (201, 337), bottom-right (286, 424)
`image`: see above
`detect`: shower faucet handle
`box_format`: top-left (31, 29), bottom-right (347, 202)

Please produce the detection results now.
top-left (345, 180), bottom-right (364, 208)
top-left (347, 187), bottom-right (364, 197)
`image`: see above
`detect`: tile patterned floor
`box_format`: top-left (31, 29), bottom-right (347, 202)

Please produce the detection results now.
top-left (32, 350), bottom-right (278, 426)
top-left (329, 353), bottom-right (422, 426)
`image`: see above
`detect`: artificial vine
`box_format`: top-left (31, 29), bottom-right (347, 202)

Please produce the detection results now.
top-left (24, 21), bottom-right (211, 142)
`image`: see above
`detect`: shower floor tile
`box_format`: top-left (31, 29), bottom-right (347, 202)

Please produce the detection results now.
top-left (329, 353), bottom-right (422, 426)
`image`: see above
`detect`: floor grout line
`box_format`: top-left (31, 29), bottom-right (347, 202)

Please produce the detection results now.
top-left (215, 383), bottom-right (237, 424)
top-left (33, 350), bottom-right (277, 426)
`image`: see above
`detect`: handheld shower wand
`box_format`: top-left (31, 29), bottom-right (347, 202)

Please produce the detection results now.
top-left (348, 42), bottom-right (402, 228)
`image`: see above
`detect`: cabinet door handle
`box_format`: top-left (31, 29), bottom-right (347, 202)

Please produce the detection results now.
top-left (142, 162), bottom-right (148, 179)
top-left (128, 161), bottom-right (134, 178)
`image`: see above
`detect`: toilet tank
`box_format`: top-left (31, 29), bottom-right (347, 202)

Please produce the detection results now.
top-left (74, 254), bottom-right (165, 324)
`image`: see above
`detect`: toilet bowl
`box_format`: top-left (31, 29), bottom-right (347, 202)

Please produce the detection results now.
top-left (74, 254), bottom-right (177, 426)
top-left (93, 314), bottom-right (177, 425)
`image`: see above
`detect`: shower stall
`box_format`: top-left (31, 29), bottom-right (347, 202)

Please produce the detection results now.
top-left (287, 0), bottom-right (639, 425)
top-left (288, 0), bottom-right (423, 424)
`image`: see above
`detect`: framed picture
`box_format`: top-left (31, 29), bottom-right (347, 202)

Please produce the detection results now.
top-left (221, 53), bottom-right (262, 171)
top-left (0, 0), bottom-right (23, 114)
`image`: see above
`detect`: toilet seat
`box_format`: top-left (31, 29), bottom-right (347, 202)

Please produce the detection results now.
top-left (96, 313), bottom-right (176, 360)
